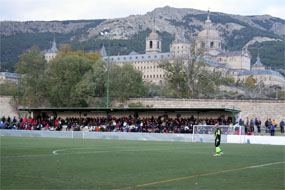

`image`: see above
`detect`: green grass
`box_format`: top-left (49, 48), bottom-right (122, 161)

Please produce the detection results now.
top-left (0, 136), bottom-right (284, 189)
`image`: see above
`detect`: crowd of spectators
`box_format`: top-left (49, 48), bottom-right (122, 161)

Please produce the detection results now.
top-left (240, 117), bottom-right (284, 136)
top-left (0, 115), bottom-right (233, 134)
top-left (1, 115), bottom-right (283, 135)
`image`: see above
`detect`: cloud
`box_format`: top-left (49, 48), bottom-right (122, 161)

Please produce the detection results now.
top-left (0, 0), bottom-right (284, 21)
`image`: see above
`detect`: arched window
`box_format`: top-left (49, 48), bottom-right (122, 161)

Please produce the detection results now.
top-left (150, 41), bottom-right (153, 49)
top-left (157, 41), bottom-right (159, 49)
top-left (210, 42), bottom-right (214, 48)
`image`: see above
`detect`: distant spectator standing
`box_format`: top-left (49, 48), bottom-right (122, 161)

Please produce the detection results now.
top-left (270, 123), bottom-right (275, 136)
top-left (265, 119), bottom-right (269, 133)
top-left (1, 116), bottom-right (5, 123)
top-left (250, 119), bottom-right (254, 132)
top-left (272, 120), bottom-right (277, 128)
top-left (253, 118), bottom-right (258, 134)
top-left (257, 119), bottom-right (261, 133)
top-left (280, 120), bottom-right (284, 133)
top-left (245, 117), bottom-right (249, 133)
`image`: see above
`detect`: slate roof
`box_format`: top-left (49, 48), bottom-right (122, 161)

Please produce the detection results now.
top-left (217, 51), bottom-right (242, 56)
top-left (0, 72), bottom-right (22, 78)
top-left (237, 69), bottom-right (284, 78)
top-left (103, 52), bottom-right (172, 63)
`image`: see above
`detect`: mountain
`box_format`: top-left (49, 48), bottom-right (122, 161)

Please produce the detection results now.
top-left (1, 6), bottom-right (284, 74)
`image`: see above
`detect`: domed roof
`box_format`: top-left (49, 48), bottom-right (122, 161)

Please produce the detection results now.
top-left (147, 27), bottom-right (161, 40)
top-left (197, 29), bottom-right (220, 39)
top-left (197, 11), bottom-right (220, 40)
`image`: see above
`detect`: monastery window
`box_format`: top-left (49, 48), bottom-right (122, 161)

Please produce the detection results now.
top-left (111, 58), bottom-right (114, 61)
top-left (143, 75), bottom-right (145, 78)
top-left (147, 75), bottom-right (149, 78)
top-left (161, 55), bottom-right (163, 58)
top-left (150, 41), bottom-right (153, 49)
top-left (148, 55), bottom-right (151, 58)
top-left (157, 75), bottom-right (159, 78)
top-left (150, 75), bottom-right (152, 78)
top-left (118, 58), bottom-right (120, 60)
top-left (142, 56), bottom-right (144, 59)
top-left (124, 57), bottom-right (126, 60)
top-left (210, 42), bottom-right (214, 48)
top-left (154, 55), bottom-right (157, 58)
top-left (160, 74), bottom-right (162, 78)
top-left (182, 46), bottom-right (183, 49)
top-left (144, 66), bottom-right (146, 69)
top-left (136, 56), bottom-right (138, 59)
top-left (157, 41), bottom-right (160, 49)
top-left (130, 57), bottom-right (132, 60)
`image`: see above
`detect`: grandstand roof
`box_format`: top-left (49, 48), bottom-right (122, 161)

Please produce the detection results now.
top-left (18, 107), bottom-right (240, 113)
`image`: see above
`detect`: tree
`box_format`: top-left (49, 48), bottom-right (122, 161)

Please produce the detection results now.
top-left (109, 64), bottom-right (147, 102)
top-left (242, 76), bottom-right (267, 99)
top-left (160, 50), bottom-right (223, 98)
top-left (15, 45), bottom-right (47, 106)
top-left (73, 60), bottom-right (106, 107)
top-left (46, 55), bottom-right (93, 106)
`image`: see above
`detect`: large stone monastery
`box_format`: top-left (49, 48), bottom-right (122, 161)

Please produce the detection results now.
top-left (45, 12), bottom-right (285, 89)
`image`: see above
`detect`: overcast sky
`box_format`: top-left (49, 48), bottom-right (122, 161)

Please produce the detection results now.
top-left (1, 0), bottom-right (284, 21)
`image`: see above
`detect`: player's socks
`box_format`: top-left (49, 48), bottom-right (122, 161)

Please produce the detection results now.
top-left (216, 147), bottom-right (222, 153)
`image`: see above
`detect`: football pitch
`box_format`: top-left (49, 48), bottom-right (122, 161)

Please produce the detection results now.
top-left (1, 136), bottom-right (284, 189)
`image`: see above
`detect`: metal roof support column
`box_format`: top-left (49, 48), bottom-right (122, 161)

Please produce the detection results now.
top-left (79, 112), bottom-right (82, 126)
top-left (232, 111), bottom-right (235, 124)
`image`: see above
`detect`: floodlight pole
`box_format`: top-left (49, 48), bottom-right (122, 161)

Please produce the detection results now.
top-left (106, 37), bottom-right (110, 108)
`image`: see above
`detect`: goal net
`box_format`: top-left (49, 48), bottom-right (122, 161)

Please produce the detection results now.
top-left (192, 124), bottom-right (245, 143)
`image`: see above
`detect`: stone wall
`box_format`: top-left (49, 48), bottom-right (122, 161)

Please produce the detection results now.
top-left (0, 96), bottom-right (18, 117)
top-left (120, 98), bottom-right (285, 123)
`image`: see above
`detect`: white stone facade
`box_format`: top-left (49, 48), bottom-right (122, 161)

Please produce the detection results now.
top-left (102, 12), bottom-right (284, 89)
top-left (44, 38), bottom-right (58, 62)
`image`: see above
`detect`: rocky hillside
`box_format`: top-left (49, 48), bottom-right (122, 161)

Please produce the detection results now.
top-left (1, 6), bottom-right (284, 73)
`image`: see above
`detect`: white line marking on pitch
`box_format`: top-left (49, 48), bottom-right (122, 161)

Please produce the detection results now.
top-left (250, 161), bottom-right (285, 168)
top-left (51, 146), bottom-right (206, 156)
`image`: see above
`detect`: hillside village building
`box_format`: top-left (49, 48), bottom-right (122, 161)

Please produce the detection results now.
top-left (0, 72), bottom-right (22, 83)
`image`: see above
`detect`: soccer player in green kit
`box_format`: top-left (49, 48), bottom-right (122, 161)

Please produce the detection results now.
top-left (214, 123), bottom-right (223, 156)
